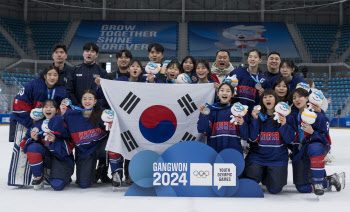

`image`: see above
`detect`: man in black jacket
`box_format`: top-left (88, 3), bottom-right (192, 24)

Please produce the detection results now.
top-left (108, 49), bottom-right (132, 80)
top-left (52, 44), bottom-right (73, 87)
top-left (66, 42), bottom-right (108, 106)
top-left (263, 51), bottom-right (281, 80)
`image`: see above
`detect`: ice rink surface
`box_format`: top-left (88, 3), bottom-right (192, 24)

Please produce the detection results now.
top-left (0, 125), bottom-right (349, 212)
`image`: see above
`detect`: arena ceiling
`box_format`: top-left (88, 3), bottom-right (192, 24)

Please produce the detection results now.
top-left (0, 0), bottom-right (348, 22)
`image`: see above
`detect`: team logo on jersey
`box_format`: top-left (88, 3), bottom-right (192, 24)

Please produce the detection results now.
top-left (18, 87), bottom-right (25, 96)
top-left (139, 105), bottom-right (177, 144)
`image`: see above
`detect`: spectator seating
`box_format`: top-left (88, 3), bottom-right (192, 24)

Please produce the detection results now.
top-left (297, 24), bottom-right (338, 63)
top-left (0, 32), bottom-right (19, 57)
top-left (30, 21), bottom-right (70, 59)
top-left (0, 17), bottom-right (29, 53)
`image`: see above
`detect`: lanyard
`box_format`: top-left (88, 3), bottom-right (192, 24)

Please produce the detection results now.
top-left (45, 81), bottom-right (56, 100)
top-left (297, 112), bottom-right (304, 143)
top-left (248, 68), bottom-right (259, 83)
top-left (205, 102), bottom-right (230, 110)
top-left (289, 76), bottom-right (293, 89)
top-left (47, 88), bottom-right (56, 100)
top-left (65, 98), bottom-right (93, 111)
top-left (258, 113), bottom-right (268, 122)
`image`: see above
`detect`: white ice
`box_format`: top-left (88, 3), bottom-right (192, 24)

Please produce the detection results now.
top-left (0, 126), bottom-right (349, 212)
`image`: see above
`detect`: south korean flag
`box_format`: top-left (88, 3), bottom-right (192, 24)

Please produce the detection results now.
top-left (101, 79), bottom-right (215, 160)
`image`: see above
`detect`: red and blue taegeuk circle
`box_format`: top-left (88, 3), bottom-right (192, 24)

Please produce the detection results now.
top-left (139, 105), bottom-right (177, 143)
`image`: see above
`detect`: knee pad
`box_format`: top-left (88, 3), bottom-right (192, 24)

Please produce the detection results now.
top-left (308, 143), bottom-right (325, 157)
top-left (267, 187), bottom-right (282, 194)
top-left (79, 182), bottom-right (91, 189)
top-left (26, 143), bottom-right (45, 154)
top-left (296, 184), bottom-right (312, 193)
top-left (50, 178), bottom-right (67, 191)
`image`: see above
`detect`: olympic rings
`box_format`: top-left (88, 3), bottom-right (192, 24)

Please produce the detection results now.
top-left (193, 170), bottom-right (210, 178)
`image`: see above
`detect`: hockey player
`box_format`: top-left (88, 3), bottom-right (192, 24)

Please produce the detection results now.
top-left (181, 56), bottom-right (198, 83)
top-left (8, 65), bottom-right (68, 187)
top-left (289, 88), bottom-right (345, 196)
top-left (95, 60), bottom-right (147, 185)
top-left (66, 42), bottom-right (110, 183)
top-left (242, 89), bottom-right (295, 194)
top-left (268, 59), bottom-right (306, 92)
top-left (197, 82), bottom-right (248, 154)
top-left (117, 60), bottom-right (148, 83)
top-left (20, 99), bottom-right (74, 190)
top-left (272, 77), bottom-right (290, 103)
top-left (49, 90), bottom-right (123, 189)
top-left (156, 60), bottom-right (181, 83)
top-left (229, 49), bottom-right (269, 121)
top-left (192, 60), bottom-right (218, 84)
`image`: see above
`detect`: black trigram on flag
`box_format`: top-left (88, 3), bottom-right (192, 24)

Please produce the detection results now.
top-left (180, 132), bottom-right (197, 142)
top-left (121, 130), bottom-right (139, 152)
top-left (177, 94), bottom-right (197, 116)
top-left (119, 92), bottom-right (141, 114)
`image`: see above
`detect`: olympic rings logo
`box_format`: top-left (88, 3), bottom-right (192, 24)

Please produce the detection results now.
top-left (193, 170), bottom-right (210, 178)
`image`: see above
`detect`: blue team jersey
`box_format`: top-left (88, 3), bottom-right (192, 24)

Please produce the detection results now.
top-left (289, 110), bottom-right (331, 161)
top-left (268, 74), bottom-right (306, 92)
top-left (10, 78), bottom-right (68, 129)
top-left (229, 67), bottom-right (269, 114)
top-left (49, 108), bottom-right (107, 159)
top-left (20, 119), bottom-right (74, 165)
top-left (116, 76), bottom-right (146, 82)
top-left (246, 115), bottom-right (295, 166)
top-left (197, 105), bottom-right (248, 154)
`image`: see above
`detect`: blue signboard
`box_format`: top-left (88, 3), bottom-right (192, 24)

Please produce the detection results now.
top-left (189, 22), bottom-right (299, 59)
top-left (69, 21), bottom-right (178, 58)
top-left (125, 141), bottom-right (263, 197)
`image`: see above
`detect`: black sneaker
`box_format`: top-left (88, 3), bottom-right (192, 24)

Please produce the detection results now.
top-left (314, 183), bottom-right (324, 196)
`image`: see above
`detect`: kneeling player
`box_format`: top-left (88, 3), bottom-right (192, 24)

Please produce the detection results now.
top-left (242, 90), bottom-right (294, 194)
top-left (289, 88), bottom-right (345, 196)
top-left (21, 100), bottom-right (74, 190)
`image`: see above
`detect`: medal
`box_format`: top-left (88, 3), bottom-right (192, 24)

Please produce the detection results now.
top-left (255, 82), bottom-right (262, 90)
top-left (63, 98), bottom-right (70, 106)
top-left (203, 107), bottom-right (210, 115)
top-left (203, 102), bottom-right (230, 116)
top-left (298, 143), bottom-right (303, 150)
